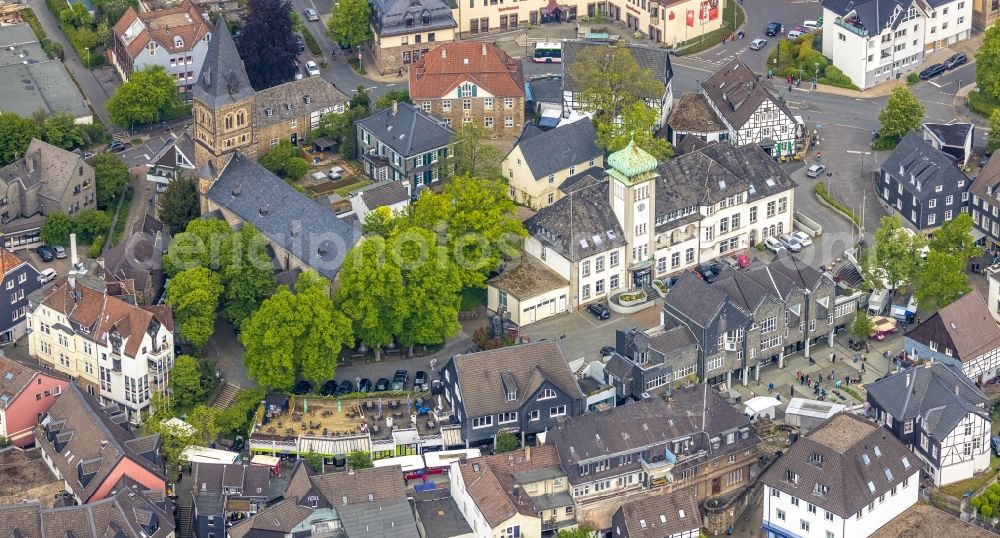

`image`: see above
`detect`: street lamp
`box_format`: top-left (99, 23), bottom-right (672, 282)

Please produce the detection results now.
top-left (85, 46), bottom-right (90, 70)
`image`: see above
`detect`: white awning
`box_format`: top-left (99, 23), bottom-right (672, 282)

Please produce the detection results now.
top-left (744, 396), bottom-right (782, 415)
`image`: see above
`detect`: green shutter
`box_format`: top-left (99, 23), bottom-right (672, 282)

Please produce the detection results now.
top-left (472, 85), bottom-right (478, 97)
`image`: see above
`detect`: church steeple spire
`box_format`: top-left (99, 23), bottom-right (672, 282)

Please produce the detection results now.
top-left (193, 15), bottom-right (254, 108)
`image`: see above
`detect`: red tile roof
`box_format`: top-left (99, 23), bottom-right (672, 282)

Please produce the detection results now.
top-left (113, 0), bottom-right (213, 60)
top-left (409, 42), bottom-right (524, 99)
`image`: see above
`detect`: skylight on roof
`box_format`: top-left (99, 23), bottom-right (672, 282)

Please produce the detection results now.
top-left (902, 457), bottom-right (911, 469)
top-left (765, 178), bottom-right (776, 187)
top-left (579, 239), bottom-right (589, 249)
top-left (606, 230), bottom-right (617, 240)
top-left (748, 185), bottom-right (756, 195)
top-left (3, 372), bottom-right (12, 381)
top-left (593, 234), bottom-right (603, 245)
top-left (867, 481), bottom-right (875, 493)
top-left (659, 515), bottom-right (666, 523)
top-left (884, 468), bottom-right (893, 481)
top-left (862, 454), bottom-right (870, 465)
top-left (719, 180), bottom-right (726, 189)
top-left (639, 519), bottom-right (647, 529)
top-left (678, 509), bottom-right (686, 518)
top-left (873, 446), bottom-right (882, 458)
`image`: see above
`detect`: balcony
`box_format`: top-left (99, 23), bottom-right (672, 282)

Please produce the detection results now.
top-left (148, 346), bottom-right (171, 358)
top-left (640, 452), bottom-right (676, 485)
top-left (834, 17), bottom-right (869, 37)
top-left (112, 357), bottom-right (122, 372)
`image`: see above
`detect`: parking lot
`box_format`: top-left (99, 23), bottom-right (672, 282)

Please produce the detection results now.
top-left (518, 303), bottom-right (662, 362)
top-left (14, 247), bottom-right (74, 284)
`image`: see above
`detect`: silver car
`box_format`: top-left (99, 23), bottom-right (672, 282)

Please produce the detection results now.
top-left (778, 233), bottom-right (803, 252)
top-left (304, 8), bottom-right (319, 21)
top-left (750, 38), bottom-right (767, 51)
top-left (806, 164), bottom-right (826, 178)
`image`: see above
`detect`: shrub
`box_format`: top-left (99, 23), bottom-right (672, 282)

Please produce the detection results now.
top-left (302, 27), bottom-right (322, 55)
top-left (968, 90), bottom-right (1000, 117)
top-left (815, 182), bottom-right (862, 228)
top-left (88, 235), bottom-right (104, 258)
top-left (818, 66), bottom-right (860, 90)
top-left (907, 72), bottom-right (919, 85)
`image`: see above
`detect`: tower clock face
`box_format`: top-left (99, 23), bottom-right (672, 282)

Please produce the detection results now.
top-left (638, 202), bottom-right (646, 212)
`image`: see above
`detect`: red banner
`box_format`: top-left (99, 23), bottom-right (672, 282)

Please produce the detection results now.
top-left (700, 0), bottom-right (719, 20)
top-left (686, 9), bottom-right (694, 26)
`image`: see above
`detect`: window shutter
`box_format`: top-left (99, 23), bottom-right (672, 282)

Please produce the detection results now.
top-left (472, 85), bottom-right (478, 97)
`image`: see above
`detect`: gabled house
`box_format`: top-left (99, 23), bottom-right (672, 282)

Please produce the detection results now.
top-left (923, 122), bottom-right (974, 166)
top-left (189, 462), bottom-right (274, 538)
top-left (439, 340), bottom-right (586, 446)
top-left (865, 362), bottom-right (991, 486)
top-left (878, 132), bottom-right (969, 232)
top-left (666, 92), bottom-right (728, 147)
top-left (761, 413), bottom-right (919, 538)
top-left (145, 131), bottom-right (197, 189)
top-left (356, 101), bottom-right (455, 189)
top-left (109, 0), bottom-right (213, 98)
top-left (348, 180), bottom-right (411, 222)
top-left (451, 445), bottom-right (576, 536)
top-left (561, 41), bottom-right (673, 128)
top-left (0, 247), bottom-right (42, 344)
top-left (0, 139), bottom-right (97, 249)
top-left (603, 326), bottom-right (699, 401)
top-left (35, 383), bottom-right (166, 504)
top-left (699, 57), bottom-right (799, 157)
top-left (611, 487), bottom-right (702, 538)
top-left (98, 214), bottom-right (169, 306)
top-left (0, 357), bottom-right (68, 447)
top-left (547, 386), bottom-right (759, 529)
top-left (904, 290), bottom-right (1000, 384)
top-left (409, 42), bottom-right (525, 138)
top-left (502, 118), bottom-right (604, 209)
top-left (485, 252), bottom-right (570, 327)
top-left (968, 151), bottom-right (1000, 248)
top-left (370, 0), bottom-right (457, 75)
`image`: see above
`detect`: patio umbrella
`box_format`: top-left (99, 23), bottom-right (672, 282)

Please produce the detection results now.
top-left (303, 399), bottom-right (308, 413)
top-left (337, 400), bottom-right (342, 414)
top-left (378, 398), bottom-right (383, 419)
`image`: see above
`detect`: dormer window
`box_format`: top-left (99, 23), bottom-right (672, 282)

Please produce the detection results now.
top-left (506, 389), bottom-right (516, 401)
top-left (808, 453), bottom-right (824, 468)
top-left (785, 470), bottom-right (798, 484)
top-left (405, 14), bottom-right (414, 27)
top-left (174, 36), bottom-right (184, 48)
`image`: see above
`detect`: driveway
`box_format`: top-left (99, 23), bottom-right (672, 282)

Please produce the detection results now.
top-left (518, 305), bottom-right (661, 363)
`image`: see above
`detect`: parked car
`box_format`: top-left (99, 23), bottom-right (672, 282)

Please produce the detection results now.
top-left (587, 302), bottom-right (611, 320)
top-left (37, 268), bottom-right (57, 284)
top-left (293, 380), bottom-right (312, 395)
top-left (414, 371), bottom-right (428, 390)
top-left (766, 22), bottom-right (782, 36)
top-left (600, 345), bottom-right (615, 357)
top-left (305, 60), bottom-right (321, 77)
top-left (992, 435), bottom-right (1000, 457)
top-left (787, 30), bottom-right (802, 39)
top-left (107, 140), bottom-right (127, 152)
top-left (334, 380), bottom-right (355, 396)
top-left (791, 231), bottom-right (813, 247)
top-left (764, 236), bottom-right (785, 254)
top-left (375, 377), bottom-right (390, 392)
top-left (320, 380), bottom-right (338, 396)
top-left (806, 164), bottom-right (826, 178)
top-left (358, 378), bottom-right (372, 393)
top-left (304, 8), bottom-right (319, 20)
top-left (750, 38), bottom-right (767, 50)
top-left (294, 34), bottom-right (306, 52)
top-left (793, 25), bottom-right (810, 33)
top-left (778, 233), bottom-right (803, 252)
top-left (919, 63), bottom-right (946, 80)
top-left (52, 245), bottom-right (66, 259)
top-left (802, 19), bottom-right (820, 30)
top-left (391, 370), bottom-right (408, 391)
top-left (35, 245), bottom-right (55, 262)
top-left (943, 52), bottom-right (967, 69)
top-left (696, 262), bottom-right (727, 283)
top-left (726, 254), bottom-right (751, 269)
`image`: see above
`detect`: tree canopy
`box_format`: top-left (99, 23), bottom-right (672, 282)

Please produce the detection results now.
top-left (169, 354), bottom-right (206, 408)
top-left (976, 21), bottom-right (1000, 100)
top-left (495, 430), bottom-right (519, 453)
top-left (260, 140), bottom-right (309, 181)
top-left (452, 122), bottom-right (500, 180)
top-left (336, 236), bottom-right (407, 361)
top-left (374, 90), bottom-right (411, 111)
top-left (158, 178), bottom-right (201, 231)
top-left (595, 102), bottom-right (673, 161)
top-left (861, 215), bottom-right (923, 291)
top-left (241, 271), bottom-right (353, 390)
top-left (988, 108), bottom-right (1000, 155)
top-left (851, 310), bottom-right (874, 341)
top-left (394, 228), bottom-right (463, 354)
top-left (326, 0), bottom-right (372, 49)
top-left (166, 267), bottom-right (223, 350)
top-left (39, 112), bottom-right (87, 150)
top-left (237, 0), bottom-right (300, 89)
top-left (876, 86), bottom-right (924, 148)
top-left (0, 112), bottom-right (41, 166)
top-left (347, 450), bottom-right (374, 469)
top-left (90, 152), bottom-right (129, 209)
top-left (567, 43), bottom-right (665, 124)
top-left (929, 212), bottom-right (977, 258)
top-left (915, 250), bottom-right (969, 311)
top-left (106, 66), bottom-right (180, 127)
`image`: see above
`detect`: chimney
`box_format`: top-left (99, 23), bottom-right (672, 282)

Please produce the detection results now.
top-left (392, 100), bottom-right (398, 115)
top-left (70, 233), bottom-right (78, 266)
top-left (525, 444), bottom-right (531, 461)
top-left (68, 276), bottom-right (75, 290)
top-left (441, 47), bottom-right (446, 58)
top-left (482, 43), bottom-right (487, 56)
top-left (25, 156), bottom-right (33, 174)
top-left (905, 373), bottom-right (910, 387)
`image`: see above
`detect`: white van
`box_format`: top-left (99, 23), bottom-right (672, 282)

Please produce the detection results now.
top-left (37, 268), bottom-right (57, 284)
top-left (802, 20), bottom-right (820, 30)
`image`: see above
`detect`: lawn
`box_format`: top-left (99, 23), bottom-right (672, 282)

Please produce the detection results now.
top-left (675, 3), bottom-right (745, 56)
top-left (333, 179), bottom-right (374, 197)
top-left (939, 455), bottom-right (1000, 497)
top-left (460, 287), bottom-right (486, 311)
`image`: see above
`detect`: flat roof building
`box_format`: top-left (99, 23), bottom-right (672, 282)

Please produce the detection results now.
top-left (0, 24), bottom-right (92, 123)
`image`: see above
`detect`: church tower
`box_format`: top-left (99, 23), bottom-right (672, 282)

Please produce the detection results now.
top-left (607, 137), bottom-right (659, 288)
top-left (192, 15), bottom-right (255, 210)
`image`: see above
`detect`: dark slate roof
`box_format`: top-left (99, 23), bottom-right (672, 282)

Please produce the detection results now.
top-left (932, 290), bottom-right (1000, 361)
top-left (968, 150), bottom-right (1000, 202)
top-left (193, 15), bottom-right (253, 108)
top-left (616, 486), bottom-right (702, 538)
top-left (604, 353), bottom-right (635, 381)
top-left (881, 132), bottom-right (968, 201)
top-left (865, 362), bottom-right (989, 439)
top-left (413, 494), bottom-right (474, 538)
top-left (513, 119), bottom-right (602, 180)
top-left (647, 325), bottom-right (698, 355)
top-left (821, 0), bottom-right (916, 36)
top-left (355, 102), bottom-right (454, 158)
top-left (562, 41), bottom-right (672, 92)
top-left (662, 271), bottom-right (727, 328)
top-left (205, 152), bottom-right (361, 280)
top-left (356, 180), bottom-right (410, 210)
top-left (524, 180), bottom-right (626, 262)
top-left (674, 135), bottom-right (710, 155)
top-left (372, 0), bottom-right (456, 38)
top-left (558, 167), bottom-right (604, 194)
top-left (923, 122), bottom-right (973, 147)
top-left (712, 271), bottom-right (774, 314)
top-left (528, 75), bottom-right (563, 104)
top-left (518, 122), bottom-right (545, 142)
top-left (701, 57), bottom-right (795, 130)
top-left (762, 413), bottom-right (916, 518)
top-left (338, 500), bottom-right (420, 537)
top-left (767, 251), bottom-right (825, 291)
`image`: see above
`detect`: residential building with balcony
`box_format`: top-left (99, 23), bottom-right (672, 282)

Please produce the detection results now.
top-left (370, 0), bottom-right (457, 75)
top-left (603, 326), bottom-right (699, 402)
top-left (439, 341), bottom-right (586, 446)
top-left (356, 101), bottom-right (455, 190)
top-left (547, 385), bottom-right (759, 530)
top-left (503, 119), bottom-right (604, 209)
top-left (878, 132), bottom-right (969, 232)
top-left (821, 0), bottom-right (972, 89)
top-left (611, 487), bottom-right (701, 538)
top-left (0, 356), bottom-right (68, 447)
top-left (451, 445), bottom-right (576, 536)
top-left (762, 413), bottom-right (919, 538)
top-left (866, 363), bottom-right (991, 486)
top-left (903, 290), bottom-right (1000, 384)
top-left (27, 275), bottom-right (175, 419)
top-left (109, 0), bottom-right (213, 99)
top-left (144, 132), bottom-right (197, 189)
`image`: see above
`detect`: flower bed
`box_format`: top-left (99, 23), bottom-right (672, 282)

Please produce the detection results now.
top-left (618, 290), bottom-right (647, 304)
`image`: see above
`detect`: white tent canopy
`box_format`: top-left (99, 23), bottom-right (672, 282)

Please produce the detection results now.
top-left (744, 396), bottom-right (782, 419)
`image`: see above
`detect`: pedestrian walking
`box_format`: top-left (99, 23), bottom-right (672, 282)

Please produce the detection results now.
top-left (790, 385), bottom-right (794, 397)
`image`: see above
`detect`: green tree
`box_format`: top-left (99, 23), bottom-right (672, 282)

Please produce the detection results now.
top-left (158, 178), bottom-right (200, 231)
top-left (71, 209), bottom-right (111, 242)
top-left (915, 250), bottom-right (970, 311)
top-left (304, 449), bottom-right (325, 473)
top-left (362, 205), bottom-right (398, 237)
top-left (495, 430), bottom-right (519, 453)
top-left (347, 450), bottom-right (374, 469)
top-left (0, 112), bottom-right (41, 166)
top-left (59, 3), bottom-right (93, 27)
top-left (41, 112), bottom-right (86, 150)
top-left (594, 103), bottom-right (674, 161)
top-left (283, 157), bottom-right (309, 181)
top-left (393, 228), bottom-right (462, 355)
top-left (106, 66), bottom-right (181, 127)
top-left (336, 237), bottom-right (406, 361)
top-left (851, 310), bottom-right (874, 341)
top-left (374, 90), bottom-right (411, 111)
top-left (558, 525), bottom-right (595, 538)
top-left (862, 215), bottom-right (923, 292)
top-left (143, 418), bottom-right (198, 474)
top-left (164, 219), bottom-right (234, 276)
top-left (988, 108), bottom-right (1000, 155)
top-left (167, 267), bottom-right (223, 350)
top-left (326, 0), bottom-right (372, 49)
top-left (40, 212), bottom-right (73, 246)
top-left (260, 140), bottom-right (305, 180)
top-left (215, 387), bottom-right (266, 436)
top-left (187, 404), bottom-right (222, 446)
top-left (567, 43), bottom-right (664, 124)
top-left (90, 152), bottom-right (129, 209)
top-left (220, 224), bottom-right (276, 327)
top-left (929, 212), bottom-right (977, 258)
top-left (876, 86), bottom-right (925, 148)
top-left (241, 271), bottom-right (353, 390)
top-left (452, 122), bottom-right (500, 179)
top-left (169, 355), bottom-right (206, 408)
top-left (0, 436), bottom-right (8, 448)
top-left (977, 21), bottom-right (1000, 100)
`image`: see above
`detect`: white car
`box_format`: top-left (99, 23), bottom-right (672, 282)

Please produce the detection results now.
top-left (749, 38), bottom-right (767, 51)
top-left (806, 164), bottom-right (826, 178)
top-left (304, 8), bottom-right (320, 21)
top-left (787, 30), bottom-right (802, 39)
top-left (306, 60), bottom-right (320, 77)
top-left (791, 231), bottom-right (813, 247)
top-left (37, 268), bottom-right (57, 284)
top-left (802, 20), bottom-right (820, 30)
top-left (764, 236), bottom-right (785, 254)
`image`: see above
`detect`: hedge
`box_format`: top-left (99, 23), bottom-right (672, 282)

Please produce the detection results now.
top-left (21, 9), bottom-right (64, 60)
top-left (44, 0), bottom-right (107, 69)
top-left (302, 26), bottom-right (322, 56)
top-left (968, 90), bottom-right (1000, 118)
top-left (815, 182), bottom-right (862, 228)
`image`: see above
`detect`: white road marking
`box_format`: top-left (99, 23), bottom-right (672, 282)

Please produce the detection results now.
top-left (928, 80), bottom-right (942, 88)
